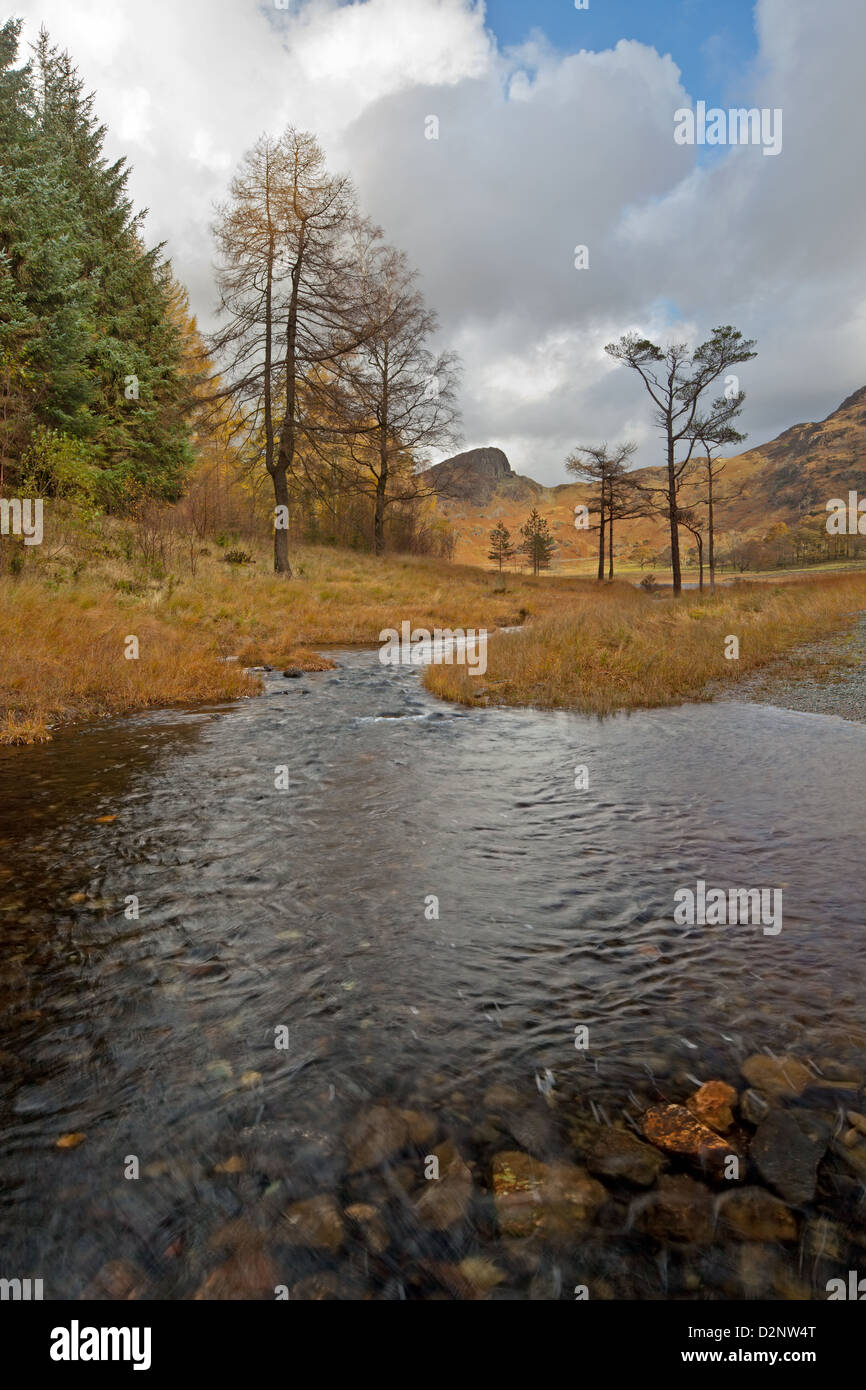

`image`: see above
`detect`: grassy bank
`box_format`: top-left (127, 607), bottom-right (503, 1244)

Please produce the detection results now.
top-left (423, 571), bottom-right (866, 715)
top-left (4, 520), bottom-right (865, 743)
top-left (0, 531), bottom-right (575, 743)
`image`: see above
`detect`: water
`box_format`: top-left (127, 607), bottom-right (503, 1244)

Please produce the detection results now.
top-left (1, 651), bottom-right (865, 1299)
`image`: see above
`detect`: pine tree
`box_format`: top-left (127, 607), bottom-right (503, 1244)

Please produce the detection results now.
top-left (488, 519), bottom-right (515, 571)
top-left (520, 507), bottom-right (556, 576)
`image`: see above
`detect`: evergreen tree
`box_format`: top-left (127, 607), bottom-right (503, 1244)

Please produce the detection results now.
top-left (520, 507), bottom-right (556, 575)
top-left (488, 519), bottom-right (515, 571)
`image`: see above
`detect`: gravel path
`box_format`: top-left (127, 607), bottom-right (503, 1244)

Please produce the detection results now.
top-left (711, 611), bottom-right (866, 722)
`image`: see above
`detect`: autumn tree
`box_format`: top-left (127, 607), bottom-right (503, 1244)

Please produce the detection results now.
top-left (605, 327), bottom-right (757, 593)
top-left (488, 519), bottom-right (515, 571)
top-left (213, 127), bottom-right (372, 574)
top-left (335, 237), bottom-right (460, 555)
top-left (520, 506), bottom-right (556, 575)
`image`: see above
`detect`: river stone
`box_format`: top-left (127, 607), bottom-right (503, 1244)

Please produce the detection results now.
top-left (79, 1259), bottom-right (150, 1301)
top-left (642, 1104), bottom-right (740, 1178)
top-left (194, 1247), bottom-right (280, 1300)
top-left (586, 1126), bottom-right (667, 1188)
top-left (751, 1109), bottom-right (827, 1204)
top-left (491, 1150), bottom-right (606, 1240)
top-left (848, 1111), bottom-right (866, 1136)
top-left (741, 1054), bottom-right (811, 1099)
top-left (686, 1080), bottom-right (737, 1133)
top-left (717, 1187), bottom-right (797, 1242)
top-left (803, 1216), bottom-right (848, 1262)
top-left (281, 1193), bottom-right (344, 1251)
top-left (345, 1202), bottom-right (389, 1253)
top-left (399, 1108), bottom-right (437, 1148)
top-left (740, 1088), bottom-right (771, 1126)
top-left (831, 1137), bottom-right (866, 1181)
top-left (344, 1105), bottom-right (409, 1172)
top-left (282, 667), bottom-right (304, 678)
top-left (483, 1083), bottom-right (525, 1112)
top-left (414, 1140), bottom-right (473, 1230)
top-left (290, 1272), bottom-right (339, 1300)
top-left (634, 1174), bottom-right (714, 1244)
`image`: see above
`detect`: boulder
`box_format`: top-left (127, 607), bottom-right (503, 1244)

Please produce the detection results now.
top-left (686, 1080), bottom-right (737, 1133)
top-left (741, 1054), bottom-right (811, 1099)
top-left (491, 1150), bottom-right (605, 1240)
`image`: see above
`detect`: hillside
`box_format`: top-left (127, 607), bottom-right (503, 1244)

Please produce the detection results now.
top-left (428, 387), bottom-right (866, 568)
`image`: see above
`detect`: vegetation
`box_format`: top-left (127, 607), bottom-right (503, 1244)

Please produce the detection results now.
top-left (424, 570), bottom-right (866, 715)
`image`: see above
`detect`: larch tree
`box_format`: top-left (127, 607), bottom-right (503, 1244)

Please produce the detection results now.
top-left (213, 127), bottom-right (371, 574)
top-left (566, 441), bottom-right (638, 580)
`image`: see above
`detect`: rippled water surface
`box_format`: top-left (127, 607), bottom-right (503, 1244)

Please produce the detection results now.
top-left (2, 652), bottom-right (865, 1298)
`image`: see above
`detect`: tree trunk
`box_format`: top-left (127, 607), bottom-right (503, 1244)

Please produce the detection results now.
top-left (608, 504), bottom-right (614, 580)
top-left (597, 478), bottom-right (606, 581)
top-left (697, 533), bottom-right (704, 591)
top-left (707, 462), bottom-right (715, 593)
top-left (374, 470), bottom-right (387, 556)
top-left (272, 466), bottom-right (291, 574)
top-left (667, 436), bottom-right (682, 594)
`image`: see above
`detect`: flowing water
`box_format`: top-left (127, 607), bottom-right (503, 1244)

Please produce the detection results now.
top-left (1, 651), bottom-right (865, 1299)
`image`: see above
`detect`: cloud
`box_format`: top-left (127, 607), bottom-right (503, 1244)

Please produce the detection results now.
top-left (13, 0), bottom-right (866, 483)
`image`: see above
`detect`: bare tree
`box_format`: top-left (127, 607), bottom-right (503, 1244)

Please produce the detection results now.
top-left (335, 238), bottom-right (460, 555)
top-left (605, 327), bottom-right (756, 593)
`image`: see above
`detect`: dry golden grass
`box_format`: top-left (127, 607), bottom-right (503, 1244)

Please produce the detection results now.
top-left (0, 579), bottom-right (257, 744)
top-left (423, 572), bottom-right (866, 715)
top-left (0, 539), bottom-right (573, 742)
top-left (4, 525), bottom-right (865, 742)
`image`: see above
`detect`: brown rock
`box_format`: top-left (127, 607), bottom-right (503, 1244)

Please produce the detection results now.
top-left (585, 1126), bottom-right (667, 1188)
top-left (718, 1187), bottom-right (797, 1242)
top-left (635, 1174), bottom-right (714, 1244)
top-left (290, 1272), bottom-right (339, 1300)
top-left (400, 1108), bottom-right (437, 1147)
top-left (344, 1106), bottom-right (409, 1172)
top-left (282, 1194), bottom-right (344, 1251)
top-left (741, 1054), bottom-right (811, 1099)
top-left (194, 1248), bottom-right (279, 1300)
top-left (345, 1202), bottom-right (389, 1253)
top-left (491, 1150), bottom-right (605, 1240)
top-left (687, 1080), bottom-right (737, 1133)
top-left (642, 1104), bottom-right (740, 1178)
top-left (414, 1140), bottom-right (473, 1230)
top-left (79, 1259), bottom-right (149, 1301)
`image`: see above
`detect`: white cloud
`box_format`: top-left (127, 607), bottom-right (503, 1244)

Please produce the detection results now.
top-left (13, 0), bottom-right (866, 483)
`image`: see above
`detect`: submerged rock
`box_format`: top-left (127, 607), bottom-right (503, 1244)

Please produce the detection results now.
top-left (634, 1174), bottom-right (714, 1244)
top-left (281, 1193), bottom-right (344, 1251)
top-left (585, 1126), bottom-right (667, 1188)
top-left (751, 1109), bottom-right (828, 1205)
top-left (717, 1187), bottom-right (798, 1242)
top-left (79, 1259), bottom-right (149, 1301)
top-left (642, 1104), bottom-right (740, 1179)
top-left (686, 1080), bottom-right (737, 1133)
top-left (344, 1105), bottom-right (409, 1172)
top-left (414, 1140), bottom-right (473, 1230)
top-left (741, 1055), bottom-right (812, 1099)
top-left (491, 1150), bottom-right (606, 1240)
top-left (345, 1202), bottom-right (390, 1253)
top-left (740, 1088), bottom-right (771, 1126)
top-left (194, 1247), bottom-right (279, 1300)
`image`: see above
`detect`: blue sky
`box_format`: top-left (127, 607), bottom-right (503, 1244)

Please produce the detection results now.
top-left (483, 0), bottom-right (759, 111)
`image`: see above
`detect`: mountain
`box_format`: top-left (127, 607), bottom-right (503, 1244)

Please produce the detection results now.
top-left (427, 388), bottom-right (866, 567)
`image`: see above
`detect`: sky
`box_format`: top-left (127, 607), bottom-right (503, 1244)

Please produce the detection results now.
top-left (11, 0), bottom-right (866, 483)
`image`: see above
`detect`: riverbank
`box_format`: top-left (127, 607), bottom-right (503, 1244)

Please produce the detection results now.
top-left (709, 612), bottom-right (866, 722)
top-left (424, 572), bottom-right (866, 716)
top-left (4, 534), bottom-right (866, 742)
top-left (0, 538), bottom-right (574, 743)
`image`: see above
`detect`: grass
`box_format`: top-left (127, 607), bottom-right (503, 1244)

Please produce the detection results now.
top-left (423, 571), bottom-right (866, 715)
top-left (0, 529), bottom-right (575, 743)
top-left (3, 516), bottom-right (865, 741)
